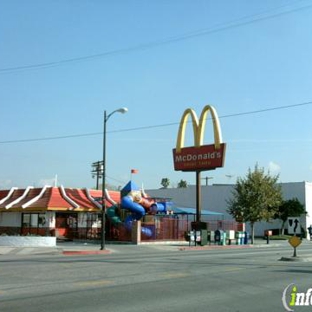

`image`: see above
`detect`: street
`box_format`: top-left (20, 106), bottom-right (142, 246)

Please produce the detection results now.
top-left (1, 241), bottom-right (312, 312)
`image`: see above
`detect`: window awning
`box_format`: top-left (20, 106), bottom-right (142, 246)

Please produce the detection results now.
top-left (172, 207), bottom-right (223, 215)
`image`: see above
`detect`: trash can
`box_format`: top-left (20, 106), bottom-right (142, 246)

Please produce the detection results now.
top-left (195, 231), bottom-right (201, 243)
top-left (240, 232), bottom-right (244, 245)
top-left (200, 229), bottom-right (208, 246)
top-left (227, 230), bottom-right (235, 245)
top-left (235, 231), bottom-right (244, 245)
top-left (184, 231), bottom-right (195, 242)
top-left (243, 231), bottom-right (249, 244)
top-left (191, 221), bottom-right (208, 246)
top-left (220, 231), bottom-right (227, 245)
top-left (215, 230), bottom-right (224, 245)
top-left (208, 231), bottom-right (214, 245)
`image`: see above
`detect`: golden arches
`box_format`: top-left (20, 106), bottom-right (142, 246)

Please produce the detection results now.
top-left (175, 105), bottom-right (223, 153)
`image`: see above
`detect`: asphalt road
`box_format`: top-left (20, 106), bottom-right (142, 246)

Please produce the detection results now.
top-left (1, 241), bottom-right (312, 312)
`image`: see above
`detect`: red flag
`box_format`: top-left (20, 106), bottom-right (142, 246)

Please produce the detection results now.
top-left (131, 169), bottom-right (138, 174)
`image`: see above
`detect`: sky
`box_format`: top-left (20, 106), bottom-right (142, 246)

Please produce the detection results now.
top-left (1, 0), bottom-right (312, 190)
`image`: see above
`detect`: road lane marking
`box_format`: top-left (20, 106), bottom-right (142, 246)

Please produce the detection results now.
top-left (161, 272), bottom-right (190, 279)
top-left (73, 280), bottom-right (113, 287)
top-left (223, 267), bottom-right (244, 272)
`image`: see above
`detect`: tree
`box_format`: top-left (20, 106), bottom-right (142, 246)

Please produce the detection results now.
top-left (177, 179), bottom-right (188, 188)
top-left (160, 178), bottom-right (170, 189)
top-left (274, 198), bottom-right (306, 235)
top-left (227, 164), bottom-right (282, 244)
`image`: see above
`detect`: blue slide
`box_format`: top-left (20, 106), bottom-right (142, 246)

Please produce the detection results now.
top-left (121, 196), bottom-right (146, 220)
top-left (121, 196), bottom-right (152, 237)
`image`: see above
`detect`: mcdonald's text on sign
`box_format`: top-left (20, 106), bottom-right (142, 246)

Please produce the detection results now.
top-left (173, 143), bottom-right (226, 171)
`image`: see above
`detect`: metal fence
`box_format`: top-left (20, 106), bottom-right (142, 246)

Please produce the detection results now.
top-left (105, 215), bottom-right (242, 243)
top-left (141, 216), bottom-right (241, 242)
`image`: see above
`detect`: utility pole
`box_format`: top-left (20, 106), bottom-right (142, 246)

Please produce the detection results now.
top-left (201, 176), bottom-right (213, 186)
top-left (91, 161), bottom-right (103, 190)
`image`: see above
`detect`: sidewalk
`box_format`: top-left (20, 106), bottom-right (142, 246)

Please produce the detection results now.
top-left (0, 238), bottom-right (290, 256)
top-left (0, 246), bottom-right (62, 256)
top-left (0, 241), bottom-right (110, 256)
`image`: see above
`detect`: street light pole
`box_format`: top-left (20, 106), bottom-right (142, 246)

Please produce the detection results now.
top-left (100, 107), bottom-right (128, 250)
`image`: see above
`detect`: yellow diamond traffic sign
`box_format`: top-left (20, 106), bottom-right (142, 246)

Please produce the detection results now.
top-left (288, 235), bottom-right (302, 248)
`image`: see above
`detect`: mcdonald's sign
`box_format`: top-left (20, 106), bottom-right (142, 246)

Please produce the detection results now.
top-left (173, 105), bottom-right (226, 171)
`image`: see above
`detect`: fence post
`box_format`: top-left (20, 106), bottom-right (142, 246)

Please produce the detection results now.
top-left (131, 220), bottom-right (141, 245)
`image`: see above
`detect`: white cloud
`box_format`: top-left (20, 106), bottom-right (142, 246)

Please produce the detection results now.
top-left (268, 161), bottom-right (281, 173)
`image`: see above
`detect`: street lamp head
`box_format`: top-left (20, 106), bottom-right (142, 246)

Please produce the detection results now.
top-left (117, 107), bottom-right (128, 114)
top-left (106, 107), bottom-right (128, 121)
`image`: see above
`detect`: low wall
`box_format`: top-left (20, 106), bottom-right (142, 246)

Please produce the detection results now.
top-left (0, 236), bottom-right (57, 247)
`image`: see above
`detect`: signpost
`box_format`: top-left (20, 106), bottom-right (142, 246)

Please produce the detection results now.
top-left (172, 105), bottom-right (226, 246)
top-left (172, 105), bottom-right (226, 224)
top-left (287, 217), bottom-right (302, 257)
top-left (288, 236), bottom-right (302, 257)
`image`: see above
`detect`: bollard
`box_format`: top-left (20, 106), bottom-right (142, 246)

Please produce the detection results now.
top-left (265, 230), bottom-right (272, 244)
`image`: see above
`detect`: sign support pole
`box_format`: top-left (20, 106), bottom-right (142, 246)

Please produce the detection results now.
top-left (293, 246), bottom-right (297, 258)
top-left (196, 170), bottom-right (201, 223)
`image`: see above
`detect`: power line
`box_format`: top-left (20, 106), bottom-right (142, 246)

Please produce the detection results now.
top-left (0, 101), bottom-right (311, 144)
top-left (220, 101), bottom-right (312, 119)
top-left (0, 0), bottom-right (311, 74)
top-left (0, 132), bottom-right (102, 144)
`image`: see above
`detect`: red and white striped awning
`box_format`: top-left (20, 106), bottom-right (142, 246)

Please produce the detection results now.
top-left (0, 186), bottom-right (120, 212)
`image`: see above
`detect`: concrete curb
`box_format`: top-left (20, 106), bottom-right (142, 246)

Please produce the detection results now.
top-left (0, 239), bottom-right (288, 256)
top-left (179, 244), bottom-right (254, 251)
top-left (62, 250), bottom-right (111, 256)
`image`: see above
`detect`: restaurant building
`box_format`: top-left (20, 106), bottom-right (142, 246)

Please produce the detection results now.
top-left (0, 185), bottom-right (119, 240)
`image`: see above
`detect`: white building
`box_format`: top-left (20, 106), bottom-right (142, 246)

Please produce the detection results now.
top-left (147, 182), bottom-right (312, 237)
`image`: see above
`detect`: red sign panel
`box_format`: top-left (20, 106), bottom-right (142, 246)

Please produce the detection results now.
top-left (173, 143), bottom-right (226, 172)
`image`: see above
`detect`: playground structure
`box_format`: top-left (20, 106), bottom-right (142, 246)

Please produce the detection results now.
top-left (106, 181), bottom-right (173, 241)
